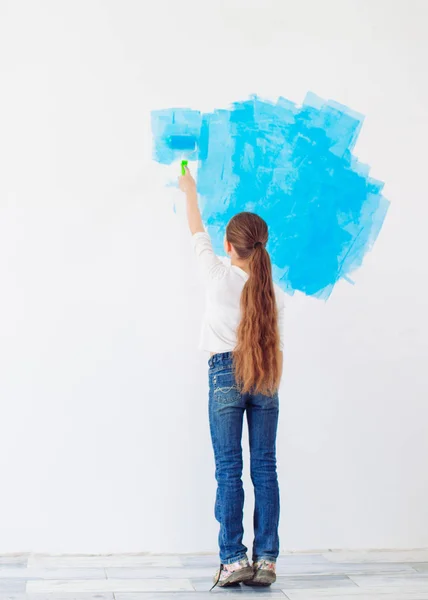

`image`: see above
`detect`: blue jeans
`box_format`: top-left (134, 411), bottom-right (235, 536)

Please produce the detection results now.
top-left (208, 351), bottom-right (280, 564)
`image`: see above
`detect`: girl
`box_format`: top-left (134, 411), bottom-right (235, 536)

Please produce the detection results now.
top-left (178, 167), bottom-right (285, 590)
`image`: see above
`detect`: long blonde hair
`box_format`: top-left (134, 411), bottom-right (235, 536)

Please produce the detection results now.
top-left (226, 212), bottom-right (281, 395)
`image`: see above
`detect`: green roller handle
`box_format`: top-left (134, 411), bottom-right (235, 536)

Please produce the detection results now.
top-left (181, 160), bottom-right (188, 176)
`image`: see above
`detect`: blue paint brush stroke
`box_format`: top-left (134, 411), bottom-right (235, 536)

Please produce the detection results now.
top-left (151, 93), bottom-right (389, 299)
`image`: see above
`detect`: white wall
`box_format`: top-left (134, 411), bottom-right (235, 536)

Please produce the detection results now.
top-left (0, 0), bottom-right (427, 553)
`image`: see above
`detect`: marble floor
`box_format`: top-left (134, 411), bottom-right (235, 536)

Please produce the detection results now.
top-left (1, 549), bottom-right (428, 600)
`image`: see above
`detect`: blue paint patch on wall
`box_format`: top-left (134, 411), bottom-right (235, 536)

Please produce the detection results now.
top-left (151, 93), bottom-right (389, 299)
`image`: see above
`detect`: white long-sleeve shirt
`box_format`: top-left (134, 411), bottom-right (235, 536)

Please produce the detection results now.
top-left (192, 231), bottom-right (285, 353)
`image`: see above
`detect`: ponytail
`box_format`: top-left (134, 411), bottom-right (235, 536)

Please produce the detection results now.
top-left (226, 213), bottom-right (281, 395)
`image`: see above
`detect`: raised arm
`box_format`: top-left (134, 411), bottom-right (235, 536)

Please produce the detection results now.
top-left (178, 166), bottom-right (226, 281)
top-left (178, 166), bottom-right (204, 235)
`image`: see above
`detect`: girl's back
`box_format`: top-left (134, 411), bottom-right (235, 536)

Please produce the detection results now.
top-left (192, 230), bottom-right (285, 357)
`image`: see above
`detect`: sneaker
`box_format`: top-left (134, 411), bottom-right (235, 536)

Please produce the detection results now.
top-left (210, 557), bottom-right (254, 589)
top-left (243, 558), bottom-right (277, 586)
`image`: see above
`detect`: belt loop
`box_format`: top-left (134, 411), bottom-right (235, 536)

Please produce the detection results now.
top-left (208, 351), bottom-right (234, 369)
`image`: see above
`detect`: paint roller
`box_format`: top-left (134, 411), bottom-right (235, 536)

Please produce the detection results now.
top-left (166, 134), bottom-right (198, 175)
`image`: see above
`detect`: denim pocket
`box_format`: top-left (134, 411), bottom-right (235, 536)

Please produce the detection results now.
top-left (213, 372), bottom-right (241, 404)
